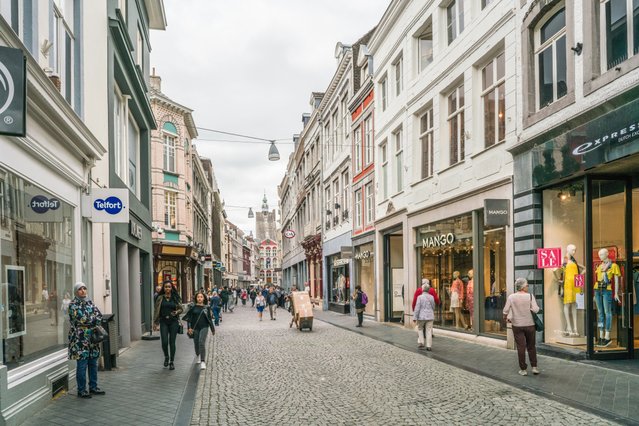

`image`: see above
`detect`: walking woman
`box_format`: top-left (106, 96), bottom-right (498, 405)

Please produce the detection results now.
top-left (413, 281), bottom-right (436, 351)
top-left (255, 291), bottom-right (266, 321)
top-left (183, 292), bottom-right (215, 370)
top-left (153, 280), bottom-right (183, 370)
top-left (352, 285), bottom-right (365, 327)
top-left (503, 277), bottom-right (540, 376)
top-left (68, 282), bottom-right (105, 398)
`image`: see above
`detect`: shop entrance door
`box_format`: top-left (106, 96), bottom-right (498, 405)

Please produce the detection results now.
top-left (633, 180), bottom-right (639, 359)
top-left (383, 230), bottom-right (404, 323)
top-left (587, 177), bottom-right (634, 360)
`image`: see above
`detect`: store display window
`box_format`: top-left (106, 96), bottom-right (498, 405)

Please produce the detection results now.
top-left (418, 213), bottom-right (473, 331)
top-left (328, 255), bottom-right (350, 304)
top-left (481, 225), bottom-right (507, 337)
top-left (354, 243), bottom-right (374, 315)
top-left (542, 181), bottom-right (586, 350)
top-left (0, 167), bottom-right (75, 369)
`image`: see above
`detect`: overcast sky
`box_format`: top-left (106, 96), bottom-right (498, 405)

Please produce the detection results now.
top-left (150, 0), bottom-right (389, 236)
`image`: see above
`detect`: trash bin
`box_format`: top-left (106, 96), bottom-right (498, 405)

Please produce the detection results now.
top-left (101, 314), bottom-right (116, 370)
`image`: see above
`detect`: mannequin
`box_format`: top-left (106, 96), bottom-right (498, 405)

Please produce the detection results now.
top-left (466, 269), bottom-right (474, 330)
top-left (594, 248), bottom-right (621, 347)
top-left (450, 271), bottom-right (468, 329)
top-left (561, 244), bottom-right (581, 337)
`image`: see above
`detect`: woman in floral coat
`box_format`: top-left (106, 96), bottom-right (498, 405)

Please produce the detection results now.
top-left (68, 282), bottom-right (105, 398)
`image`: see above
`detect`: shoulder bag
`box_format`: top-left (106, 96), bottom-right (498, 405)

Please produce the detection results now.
top-left (91, 324), bottom-right (108, 344)
top-left (530, 294), bottom-right (543, 332)
top-left (187, 307), bottom-right (206, 339)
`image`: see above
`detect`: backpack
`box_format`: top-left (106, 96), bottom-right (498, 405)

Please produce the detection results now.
top-left (361, 292), bottom-right (368, 305)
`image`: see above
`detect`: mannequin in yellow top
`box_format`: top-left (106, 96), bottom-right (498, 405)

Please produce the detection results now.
top-left (562, 244), bottom-right (581, 337)
top-left (594, 248), bottom-right (621, 347)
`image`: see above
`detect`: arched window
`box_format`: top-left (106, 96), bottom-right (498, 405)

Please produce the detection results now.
top-left (162, 122), bottom-right (178, 172)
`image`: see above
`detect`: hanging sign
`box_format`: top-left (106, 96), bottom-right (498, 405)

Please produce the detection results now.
top-left (484, 199), bottom-right (510, 227)
top-left (283, 229), bottom-right (296, 239)
top-left (82, 188), bottom-right (129, 223)
top-left (574, 274), bottom-right (584, 288)
top-left (0, 46), bottom-right (26, 137)
top-left (537, 247), bottom-right (562, 268)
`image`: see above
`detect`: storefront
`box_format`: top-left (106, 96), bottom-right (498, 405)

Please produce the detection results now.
top-left (353, 239), bottom-right (375, 316)
top-left (408, 180), bottom-right (513, 340)
top-left (511, 95), bottom-right (639, 360)
top-left (326, 254), bottom-right (350, 314)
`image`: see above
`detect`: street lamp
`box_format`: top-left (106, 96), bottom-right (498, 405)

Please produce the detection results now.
top-left (268, 141), bottom-right (280, 161)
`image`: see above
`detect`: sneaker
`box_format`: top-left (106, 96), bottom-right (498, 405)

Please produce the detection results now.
top-left (200, 362), bottom-right (206, 370)
top-left (518, 370), bottom-right (528, 376)
top-left (77, 391), bottom-right (92, 399)
top-left (426, 347), bottom-right (432, 351)
top-left (532, 367), bottom-right (540, 375)
top-left (418, 344), bottom-right (425, 350)
top-left (602, 339), bottom-right (612, 347)
top-left (89, 388), bottom-right (106, 395)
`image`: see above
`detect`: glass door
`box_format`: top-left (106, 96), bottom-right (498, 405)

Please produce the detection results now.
top-left (633, 181), bottom-right (639, 358)
top-left (588, 178), bottom-right (633, 358)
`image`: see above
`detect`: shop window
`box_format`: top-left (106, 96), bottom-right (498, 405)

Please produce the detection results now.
top-left (600, 0), bottom-right (639, 71)
top-left (542, 182), bottom-right (586, 349)
top-left (329, 256), bottom-right (349, 305)
top-left (355, 244), bottom-right (375, 315)
top-left (447, 84), bottom-right (465, 166)
top-left (0, 167), bottom-right (74, 369)
top-left (481, 225), bottom-right (507, 337)
top-left (481, 53), bottom-right (506, 148)
top-left (418, 213), bottom-right (473, 330)
top-left (535, 6), bottom-right (567, 110)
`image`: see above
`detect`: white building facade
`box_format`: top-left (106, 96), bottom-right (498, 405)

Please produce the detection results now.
top-left (369, 0), bottom-right (515, 346)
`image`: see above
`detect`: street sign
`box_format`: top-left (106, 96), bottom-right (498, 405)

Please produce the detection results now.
top-left (82, 188), bottom-right (129, 223)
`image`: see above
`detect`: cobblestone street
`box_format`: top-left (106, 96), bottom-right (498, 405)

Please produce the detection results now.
top-left (191, 306), bottom-right (617, 426)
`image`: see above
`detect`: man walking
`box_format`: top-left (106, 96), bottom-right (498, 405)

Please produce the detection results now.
top-left (267, 287), bottom-right (278, 320)
top-left (220, 287), bottom-right (229, 313)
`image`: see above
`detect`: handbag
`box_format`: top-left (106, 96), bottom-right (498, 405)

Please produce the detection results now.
top-left (530, 294), bottom-right (543, 332)
top-left (90, 324), bottom-right (108, 344)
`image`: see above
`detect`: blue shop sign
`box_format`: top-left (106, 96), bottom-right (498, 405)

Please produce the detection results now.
top-left (531, 98), bottom-right (639, 187)
top-left (30, 196), bottom-right (60, 213)
top-left (0, 46), bottom-right (26, 137)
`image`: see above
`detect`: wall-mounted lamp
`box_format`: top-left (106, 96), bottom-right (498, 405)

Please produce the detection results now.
top-left (570, 42), bottom-right (583, 55)
top-left (334, 203), bottom-right (341, 209)
top-left (557, 191), bottom-right (568, 201)
top-left (326, 209), bottom-right (332, 216)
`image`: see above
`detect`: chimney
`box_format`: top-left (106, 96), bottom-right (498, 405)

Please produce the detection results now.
top-left (150, 67), bottom-right (161, 92)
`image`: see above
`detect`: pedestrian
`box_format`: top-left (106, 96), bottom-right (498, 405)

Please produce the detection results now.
top-left (220, 287), bottom-right (229, 312)
top-left (241, 289), bottom-right (247, 306)
top-left (209, 291), bottom-right (221, 326)
top-left (413, 281), bottom-right (436, 351)
top-left (250, 288), bottom-right (257, 307)
top-left (153, 280), bottom-right (183, 370)
top-left (255, 292), bottom-right (266, 321)
top-left (412, 278), bottom-right (440, 339)
top-left (503, 277), bottom-right (540, 376)
top-left (153, 284), bottom-right (163, 300)
top-left (41, 285), bottom-right (49, 314)
top-left (182, 292), bottom-right (215, 370)
top-left (68, 282), bottom-right (105, 398)
top-left (267, 287), bottom-right (278, 320)
top-left (49, 290), bottom-right (58, 325)
top-left (61, 292), bottom-right (72, 315)
top-left (351, 285), bottom-right (366, 327)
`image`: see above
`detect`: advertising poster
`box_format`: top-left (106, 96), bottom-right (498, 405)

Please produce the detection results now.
top-left (4, 265), bottom-right (26, 338)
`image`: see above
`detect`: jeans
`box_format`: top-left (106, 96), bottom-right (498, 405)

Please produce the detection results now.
top-left (512, 325), bottom-right (537, 370)
top-left (416, 320), bottom-right (433, 348)
top-left (212, 307), bottom-right (220, 325)
top-left (594, 289), bottom-right (613, 331)
top-left (357, 311), bottom-right (363, 326)
top-left (160, 319), bottom-right (179, 361)
top-left (222, 301), bottom-right (228, 312)
top-left (193, 327), bottom-right (209, 362)
top-left (76, 357), bottom-right (98, 394)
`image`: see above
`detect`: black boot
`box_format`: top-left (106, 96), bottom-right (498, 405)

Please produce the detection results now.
top-left (169, 362), bottom-right (175, 370)
top-left (164, 357), bottom-right (169, 367)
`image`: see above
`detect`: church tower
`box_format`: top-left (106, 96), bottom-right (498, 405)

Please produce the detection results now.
top-left (255, 193), bottom-right (277, 242)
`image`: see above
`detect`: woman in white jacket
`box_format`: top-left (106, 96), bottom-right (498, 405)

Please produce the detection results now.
top-left (413, 282), bottom-right (436, 351)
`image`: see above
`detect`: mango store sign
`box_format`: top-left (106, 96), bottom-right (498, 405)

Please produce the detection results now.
top-left (82, 188), bottom-right (129, 223)
top-left (422, 233), bottom-right (455, 249)
top-left (537, 247), bottom-right (561, 269)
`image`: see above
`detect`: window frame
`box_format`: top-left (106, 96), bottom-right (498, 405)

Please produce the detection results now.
top-left (394, 55), bottom-right (403, 96)
top-left (393, 128), bottom-right (403, 192)
top-left (447, 84), bottom-right (465, 166)
top-left (380, 76), bottom-right (388, 111)
top-left (354, 125), bottom-right (362, 173)
top-left (163, 128), bottom-right (177, 173)
top-left (419, 108), bottom-right (434, 179)
top-left (127, 113), bottom-right (140, 196)
top-left (481, 53), bottom-right (506, 149)
top-left (365, 182), bottom-right (374, 225)
top-left (599, 0), bottom-right (639, 71)
top-left (534, 5), bottom-right (567, 111)
top-left (446, 0), bottom-right (465, 45)
top-left (380, 141), bottom-right (389, 200)
top-left (364, 116), bottom-right (373, 166)
top-left (164, 190), bottom-right (177, 229)
top-left (355, 189), bottom-right (363, 229)
top-left (417, 18), bottom-right (434, 73)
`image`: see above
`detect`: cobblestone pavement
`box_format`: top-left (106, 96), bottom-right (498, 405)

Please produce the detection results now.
top-left (191, 306), bottom-right (617, 426)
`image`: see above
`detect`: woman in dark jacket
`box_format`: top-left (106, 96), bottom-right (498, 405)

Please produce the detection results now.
top-left (153, 280), bottom-right (183, 370)
top-left (352, 285), bottom-right (366, 327)
top-left (209, 291), bottom-right (222, 325)
top-left (183, 292), bottom-right (216, 370)
top-left (68, 282), bottom-right (105, 398)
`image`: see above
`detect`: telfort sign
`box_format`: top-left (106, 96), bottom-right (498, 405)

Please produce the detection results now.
top-left (421, 233), bottom-right (455, 249)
